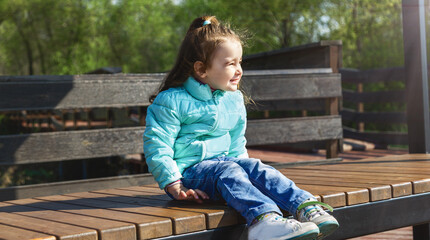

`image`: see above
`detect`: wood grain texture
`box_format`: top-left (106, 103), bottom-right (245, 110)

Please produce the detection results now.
top-left (0, 201), bottom-right (136, 240)
top-left (0, 224), bottom-right (56, 240)
top-left (92, 188), bottom-right (241, 229)
top-left (59, 192), bottom-right (206, 235)
top-left (246, 116), bottom-right (343, 146)
top-left (7, 196), bottom-right (172, 240)
top-left (0, 127), bottom-right (145, 164)
top-left (0, 211), bottom-right (97, 240)
top-left (0, 71), bottom-right (341, 111)
top-left (1, 116), bottom-right (342, 165)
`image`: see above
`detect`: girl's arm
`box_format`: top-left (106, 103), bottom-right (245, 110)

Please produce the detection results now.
top-left (143, 99), bottom-right (183, 190)
top-left (144, 93), bottom-right (208, 203)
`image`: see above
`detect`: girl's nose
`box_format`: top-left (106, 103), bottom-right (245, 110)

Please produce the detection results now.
top-left (236, 64), bottom-right (243, 75)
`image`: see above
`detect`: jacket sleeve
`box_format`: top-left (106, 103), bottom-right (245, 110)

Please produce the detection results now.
top-left (143, 96), bottom-right (182, 189)
top-left (228, 92), bottom-right (249, 158)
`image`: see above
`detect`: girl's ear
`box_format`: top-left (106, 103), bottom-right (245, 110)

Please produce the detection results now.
top-left (193, 61), bottom-right (207, 79)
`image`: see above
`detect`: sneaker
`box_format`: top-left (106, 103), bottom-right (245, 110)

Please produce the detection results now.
top-left (248, 214), bottom-right (319, 240)
top-left (297, 200), bottom-right (339, 240)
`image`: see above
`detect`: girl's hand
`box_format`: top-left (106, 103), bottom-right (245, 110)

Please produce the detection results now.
top-left (166, 183), bottom-right (209, 204)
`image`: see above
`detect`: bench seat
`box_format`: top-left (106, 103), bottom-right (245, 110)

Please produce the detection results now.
top-left (0, 154), bottom-right (429, 240)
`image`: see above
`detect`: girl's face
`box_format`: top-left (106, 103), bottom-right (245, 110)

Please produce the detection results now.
top-left (199, 39), bottom-right (243, 92)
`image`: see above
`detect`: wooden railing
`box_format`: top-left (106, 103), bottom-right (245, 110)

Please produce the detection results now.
top-left (340, 67), bottom-right (408, 147)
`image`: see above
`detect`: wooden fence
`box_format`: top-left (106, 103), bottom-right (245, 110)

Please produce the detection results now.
top-left (340, 67), bottom-right (408, 147)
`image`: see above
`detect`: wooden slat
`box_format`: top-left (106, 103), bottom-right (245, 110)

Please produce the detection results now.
top-left (0, 71), bottom-right (340, 111)
top-left (0, 126), bottom-right (145, 165)
top-left (56, 192), bottom-right (206, 235)
top-left (1, 116), bottom-right (342, 165)
top-left (0, 211), bottom-right (97, 240)
top-left (343, 127), bottom-right (408, 146)
top-left (242, 73), bottom-right (341, 101)
top-left (246, 116), bottom-right (342, 146)
top-left (0, 201), bottom-right (136, 240)
top-left (285, 175), bottom-right (392, 202)
top-left (0, 77), bottom-right (161, 111)
top-left (243, 40), bottom-right (342, 70)
top-left (282, 169), bottom-right (423, 197)
top-left (6, 196), bottom-right (172, 240)
top-left (251, 99), bottom-right (326, 111)
top-left (341, 109), bottom-right (406, 124)
top-left (343, 89), bottom-right (406, 103)
top-left (0, 224), bottom-right (56, 240)
top-left (0, 173), bottom-right (156, 201)
top-left (92, 187), bottom-right (241, 229)
top-left (340, 67), bottom-right (405, 84)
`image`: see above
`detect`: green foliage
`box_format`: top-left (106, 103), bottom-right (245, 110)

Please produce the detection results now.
top-left (0, 0), bottom-right (407, 75)
top-left (325, 0), bottom-right (404, 69)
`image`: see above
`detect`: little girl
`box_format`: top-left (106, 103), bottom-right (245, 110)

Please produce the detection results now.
top-left (143, 16), bottom-right (339, 240)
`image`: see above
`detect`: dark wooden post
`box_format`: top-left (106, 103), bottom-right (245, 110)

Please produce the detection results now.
top-left (402, 0), bottom-right (430, 154)
top-left (402, 0), bottom-right (430, 239)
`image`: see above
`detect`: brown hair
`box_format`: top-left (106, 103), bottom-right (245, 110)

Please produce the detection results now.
top-left (150, 16), bottom-right (244, 102)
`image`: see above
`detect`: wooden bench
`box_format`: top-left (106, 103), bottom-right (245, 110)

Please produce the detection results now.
top-left (0, 154), bottom-right (429, 239)
top-left (0, 67), bottom-right (342, 196)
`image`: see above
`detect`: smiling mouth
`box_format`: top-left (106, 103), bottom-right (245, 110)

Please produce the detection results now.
top-left (230, 78), bottom-right (241, 84)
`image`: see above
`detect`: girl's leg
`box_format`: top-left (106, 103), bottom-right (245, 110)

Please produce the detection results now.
top-left (227, 157), bottom-right (314, 215)
top-left (181, 158), bottom-right (282, 225)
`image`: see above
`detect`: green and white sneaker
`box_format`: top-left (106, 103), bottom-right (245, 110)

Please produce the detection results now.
top-left (248, 213), bottom-right (319, 240)
top-left (297, 200), bottom-right (339, 240)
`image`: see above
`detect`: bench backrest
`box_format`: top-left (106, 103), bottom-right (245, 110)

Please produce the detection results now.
top-left (0, 69), bottom-right (342, 166)
top-left (0, 40), bottom-right (343, 200)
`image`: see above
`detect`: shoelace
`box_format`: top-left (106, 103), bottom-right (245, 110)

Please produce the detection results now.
top-left (297, 201), bottom-right (334, 221)
top-left (271, 216), bottom-right (301, 230)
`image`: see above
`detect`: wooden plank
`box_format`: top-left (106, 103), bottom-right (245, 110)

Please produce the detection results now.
top-left (0, 224), bottom-right (56, 240)
top-left (290, 165), bottom-right (428, 197)
top-left (251, 99), bottom-right (326, 111)
top-left (0, 127), bottom-right (145, 165)
top-left (341, 108), bottom-right (407, 124)
top-left (242, 73), bottom-right (342, 101)
top-left (343, 89), bottom-right (406, 103)
top-left (0, 211), bottom-right (97, 240)
top-left (0, 201), bottom-right (136, 240)
top-left (0, 71), bottom-right (340, 111)
top-left (345, 153), bottom-right (430, 162)
top-left (246, 116), bottom-right (343, 146)
top-left (295, 163), bottom-right (430, 175)
top-left (54, 192), bottom-right (205, 235)
top-left (0, 173), bottom-right (156, 201)
top-left (1, 116), bottom-right (342, 165)
top-left (298, 184), bottom-right (369, 206)
top-left (91, 188), bottom-right (241, 229)
top-left (0, 75), bottom-right (163, 111)
top-left (281, 168), bottom-right (421, 197)
top-left (343, 127), bottom-right (408, 146)
top-left (244, 68), bottom-right (333, 75)
top-left (243, 41), bottom-right (342, 70)
top-left (6, 196), bottom-right (171, 240)
top-left (340, 67), bottom-right (405, 84)
top-left (285, 175), bottom-right (391, 202)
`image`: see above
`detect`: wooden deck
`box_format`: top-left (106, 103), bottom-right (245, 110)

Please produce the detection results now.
top-left (0, 149), bottom-right (428, 240)
top-left (248, 147), bottom-right (415, 240)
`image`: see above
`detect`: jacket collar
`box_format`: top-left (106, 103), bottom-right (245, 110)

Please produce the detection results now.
top-left (184, 76), bottom-right (225, 101)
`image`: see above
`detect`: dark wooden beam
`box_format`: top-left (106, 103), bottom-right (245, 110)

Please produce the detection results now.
top-left (402, 0), bottom-right (430, 153)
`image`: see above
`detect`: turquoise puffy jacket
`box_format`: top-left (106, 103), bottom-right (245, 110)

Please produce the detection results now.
top-left (143, 76), bottom-right (248, 189)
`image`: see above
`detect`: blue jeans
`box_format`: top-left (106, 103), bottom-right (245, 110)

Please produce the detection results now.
top-left (178, 156), bottom-right (314, 225)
